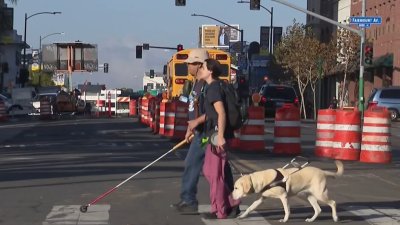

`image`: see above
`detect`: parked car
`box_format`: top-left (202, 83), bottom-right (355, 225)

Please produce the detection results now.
top-left (258, 84), bottom-right (299, 117)
top-left (367, 87), bottom-right (400, 121)
top-left (0, 93), bottom-right (23, 114)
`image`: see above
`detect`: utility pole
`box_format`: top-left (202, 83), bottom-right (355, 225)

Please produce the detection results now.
top-left (358, 0), bottom-right (366, 112)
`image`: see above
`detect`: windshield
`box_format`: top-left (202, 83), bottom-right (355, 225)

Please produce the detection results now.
top-left (263, 86), bottom-right (296, 100)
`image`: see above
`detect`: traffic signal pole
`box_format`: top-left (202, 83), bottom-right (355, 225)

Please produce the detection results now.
top-left (265, 0), bottom-right (365, 111)
top-left (358, 0), bottom-right (366, 113)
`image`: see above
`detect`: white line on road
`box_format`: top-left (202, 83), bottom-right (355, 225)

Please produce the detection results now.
top-left (42, 205), bottom-right (110, 225)
top-left (344, 206), bottom-right (400, 225)
top-left (199, 205), bottom-right (272, 225)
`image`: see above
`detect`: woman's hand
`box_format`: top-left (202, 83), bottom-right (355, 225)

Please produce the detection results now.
top-left (216, 135), bottom-right (226, 153)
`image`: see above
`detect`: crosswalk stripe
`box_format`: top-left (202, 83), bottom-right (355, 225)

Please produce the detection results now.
top-left (42, 205), bottom-right (110, 225)
top-left (344, 206), bottom-right (400, 225)
top-left (198, 205), bottom-right (272, 225)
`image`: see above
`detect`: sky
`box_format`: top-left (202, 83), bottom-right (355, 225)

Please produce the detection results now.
top-left (10, 0), bottom-right (307, 90)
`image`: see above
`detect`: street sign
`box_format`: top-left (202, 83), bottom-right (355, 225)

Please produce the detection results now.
top-left (358, 23), bottom-right (371, 28)
top-left (350, 16), bottom-right (382, 24)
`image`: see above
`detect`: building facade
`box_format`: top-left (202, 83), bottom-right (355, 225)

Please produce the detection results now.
top-left (351, 0), bottom-right (399, 95)
top-left (142, 72), bottom-right (165, 93)
top-left (0, 0), bottom-right (24, 93)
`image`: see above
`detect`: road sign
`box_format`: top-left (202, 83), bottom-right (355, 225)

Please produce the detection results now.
top-left (358, 23), bottom-right (371, 28)
top-left (350, 16), bottom-right (382, 24)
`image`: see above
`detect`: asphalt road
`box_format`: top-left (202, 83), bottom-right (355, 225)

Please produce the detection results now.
top-left (0, 117), bottom-right (399, 225)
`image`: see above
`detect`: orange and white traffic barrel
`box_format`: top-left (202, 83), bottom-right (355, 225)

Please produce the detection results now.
top-left (273, 104), bottom-right (301, 155)
top-left (129, 99), bottom-right (137, 116)
top-left (152, 98), bottom-right (161, 134)
top-left (315, 109), bottom-right (336, 158)
top-left (360, 107), bottom-right (391, 163)
top-left (140, 96), bottom-right (149, 125)
top-left (0, 101), bottom-right (8, 122)
top-left (173, 100), bottom-right (189, 140)
top-left (96, 99), bottom-right (105, 117)
top-left (239, 106), bottom-right (265, 151)
top-left (137, 97), bottom-right (142, 119)
top-left (159, 100), bottom-right (175, 137)
top-left (148, 97), bottom-right (156, 129)
top-left (230, 130), bottom-right (241, 150)
top-left (40, 99), bottom-right (52, 120)
top-left (331, 107), bottom-right (361, 161)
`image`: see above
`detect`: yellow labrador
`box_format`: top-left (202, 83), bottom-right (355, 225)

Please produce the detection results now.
top-left (232, 160), bottom-right (343, 223)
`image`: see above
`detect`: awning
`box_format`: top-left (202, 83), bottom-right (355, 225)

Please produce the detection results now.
top-left (372, 53), bottom-right (393, 68)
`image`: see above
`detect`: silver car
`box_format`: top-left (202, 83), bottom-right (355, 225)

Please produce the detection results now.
top-left (367, 87), bottom-right (400, 121)
top-left (0, 93), bottom-right (23, 114)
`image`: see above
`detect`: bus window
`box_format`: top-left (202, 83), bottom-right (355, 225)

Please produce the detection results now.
top-left (175, 63), bottom-right (188, 76)
top-left (219, 64), bottom-right (229, 77)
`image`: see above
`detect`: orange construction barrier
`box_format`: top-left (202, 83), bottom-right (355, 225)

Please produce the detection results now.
top-left (148, 97), bottom-right (156, 129)
top-left (360, 107), bottom-right (392, 163)
top-left (40, 99), bottom-right (52, 120)
top-left (129, 99), bottom-right (137, 116)
top-left (173, 101), bottom-right (189, 139)
top-left (273, 104), bottom-right (301, 155)
top-left (96, 100), bottom-right (105, 117)
top-left (315, 109), bottom-right (336, 158)
top-left (230, 130), bottom-right (241, 150)
top-left (0, 100), bottom-right (8, 122)
top-left (140, 96), bottom-right (149, 125)
top-left (239, 106), bottom-right (265, 151)
top-left (137, 97), bottom-right (142, 119)
top-left (331, 107), bottom-right (361, 160)
top-left (151, 98), bottom-right (161, 134)
top-left (159, 100), bottom-right (175, 137)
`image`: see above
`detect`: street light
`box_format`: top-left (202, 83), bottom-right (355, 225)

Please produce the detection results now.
top-left (191, 13), bottom-right (244, 55)
top-left (237, 1), bottom-right (274, 54)
top-left (23, 11), bottom-right (62, 68)
top-left (39, 32), bottom-right (65, 52)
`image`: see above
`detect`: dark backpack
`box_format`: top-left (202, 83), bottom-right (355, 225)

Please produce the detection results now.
top-left (219, 81), bottom-right (246, 130)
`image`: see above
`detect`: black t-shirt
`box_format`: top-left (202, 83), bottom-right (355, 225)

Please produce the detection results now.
top-left (204, 80), bottom-right (234, 139)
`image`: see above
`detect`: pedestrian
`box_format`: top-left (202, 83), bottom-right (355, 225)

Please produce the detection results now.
top-left (330, 96), bottom-right (338, 109)
top-left (170, 48), bottom-right (209, 214)
top-left (197, 58), bottom-right (240, 219)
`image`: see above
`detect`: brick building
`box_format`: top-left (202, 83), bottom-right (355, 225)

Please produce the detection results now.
top-left (351, 0), bottom-right (399, 102)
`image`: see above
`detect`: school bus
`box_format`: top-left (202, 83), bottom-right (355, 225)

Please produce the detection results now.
top-left (166, 48), bottom-right (231, 99)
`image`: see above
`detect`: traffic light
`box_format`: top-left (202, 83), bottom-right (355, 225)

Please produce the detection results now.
top-left (143, 43), bottom-right (150, 50)
top-left (177, 44), bottom-right (184, 52)
top-left (150, 69), bottom-right (154, 78)
top-left (250, 0), bottom-right (260, 10)
top-left (104, 63), bottom-right (109, 73)
top-left (136, 45), bottom-right (143, 59)
top-left (237, 76), bottom-right (249, 98)
top-left (364, 43), bottom-right (373, 65)
top-left (175, 0), bottom-right (186, 6)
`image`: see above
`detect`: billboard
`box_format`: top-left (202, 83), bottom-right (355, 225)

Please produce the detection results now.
top-left (201, 24), bottom-right (240, 48)
top-left (41, 43), bottom-right (98, 72)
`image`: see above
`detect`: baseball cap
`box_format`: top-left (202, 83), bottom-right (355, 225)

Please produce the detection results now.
top-left (184, 48), bottom-right (209, 64)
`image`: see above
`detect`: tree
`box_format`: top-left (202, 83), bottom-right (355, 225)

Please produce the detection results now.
top-left (308, 39), bottom-right (337, 119)
top-left (275, 22), bottom-right (315, 118)
top-left (336, 28), bottom-right (360, 108)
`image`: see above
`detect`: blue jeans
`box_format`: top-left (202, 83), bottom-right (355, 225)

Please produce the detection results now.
top-left (180, 132), bottom-right (205, 205)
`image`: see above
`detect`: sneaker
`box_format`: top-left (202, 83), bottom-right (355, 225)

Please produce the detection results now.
top-left (201, 212), bottom-right (218, 220)
top-left (171, 201), bottom-right (198, 214)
